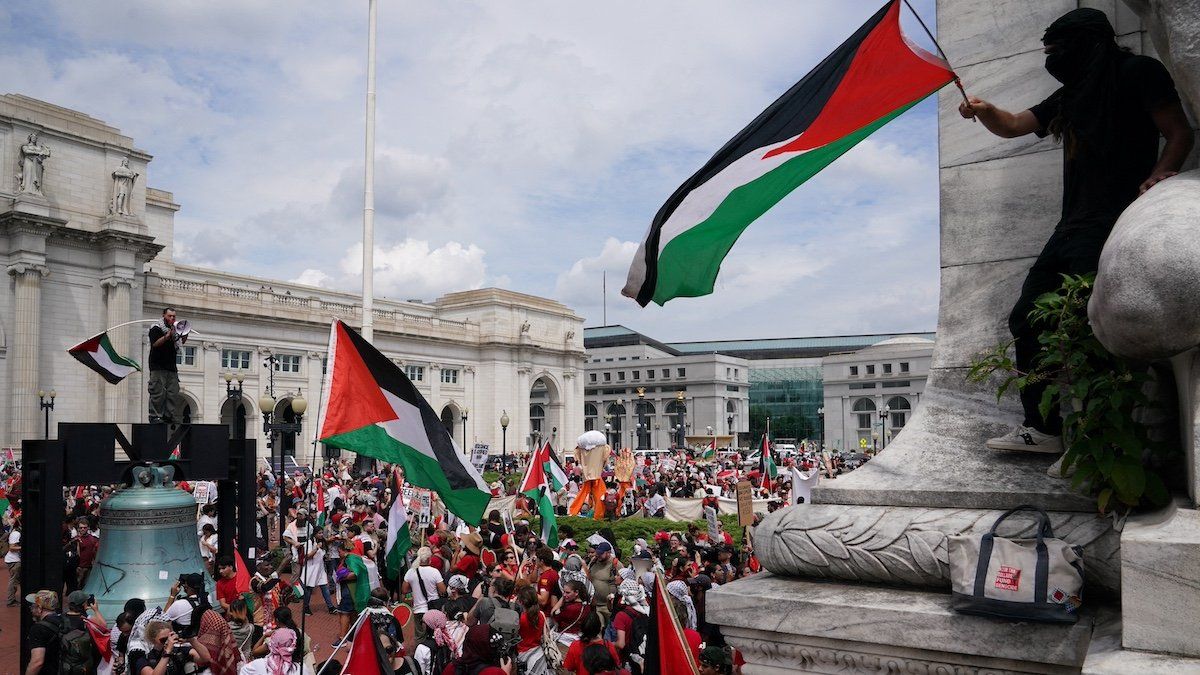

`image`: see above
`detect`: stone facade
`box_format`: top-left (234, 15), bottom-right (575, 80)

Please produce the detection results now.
top-left (0, 93), bottom-right (586, 460)
top-left (820, 336), bottom-right (932, 452)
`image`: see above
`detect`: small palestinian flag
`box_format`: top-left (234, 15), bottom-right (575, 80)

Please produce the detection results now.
top-left (384, 470), bottom-right (412, 581)
top-left (624, 0), bottom-right (954, 306)
top-left (68, 331), bottom-right (141, 384)
top-left (341, 615), bottom-right (395, 675)
top-left (542, 442), bottom-right (569, 491)
top-left (702, 438), bottom-right (717, 461)
top-left (317, 320), bottom-right (490, 524)
top-left (519, 442), bottom-right (559, 547)
top-left (758, 434), bottom-right (777, 492)
top-left (645, 572), bottom-right (700, 675)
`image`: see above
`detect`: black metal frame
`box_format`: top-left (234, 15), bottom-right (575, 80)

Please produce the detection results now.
top-left (19, 422), bottom-right (257, 672)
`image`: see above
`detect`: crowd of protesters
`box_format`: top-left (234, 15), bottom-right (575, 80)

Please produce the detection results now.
top-left (3, 429), bottom-right (843, 675)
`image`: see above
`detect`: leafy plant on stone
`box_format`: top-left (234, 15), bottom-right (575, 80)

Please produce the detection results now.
top-left (967, 273), bottom-right (1172, 513)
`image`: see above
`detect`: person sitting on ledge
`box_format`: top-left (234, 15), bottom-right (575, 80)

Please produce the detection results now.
top-left (958, 8), bottom-right (1192, 467)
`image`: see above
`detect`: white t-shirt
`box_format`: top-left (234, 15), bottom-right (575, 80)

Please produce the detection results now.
top-left (300, 543), bottom-right (328, 587)
top-left (197, 513), bottom-right (218, 537)
top-left (4, 530), bottom-right (19, 563)
top-left (325, 485), bottom-right (343, 505)
top-left (164, 596), bottom-right (198, 626)
top-left (404, 566), bottom-right (443, 613)
top-left (200, 533), bottom-right (218, 561)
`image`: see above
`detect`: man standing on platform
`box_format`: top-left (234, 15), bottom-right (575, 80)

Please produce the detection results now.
top-left (148, 307), bottom-right (187, 424)
top-left (959, 9), bottom-right (1192, 464)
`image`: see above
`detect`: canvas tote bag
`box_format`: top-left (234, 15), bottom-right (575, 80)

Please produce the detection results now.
top-left (949, 505), bottom-right (1084, 623)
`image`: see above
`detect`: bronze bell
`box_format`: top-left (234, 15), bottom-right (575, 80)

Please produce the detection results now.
top-left (83, 464), bottom-right (213, 618)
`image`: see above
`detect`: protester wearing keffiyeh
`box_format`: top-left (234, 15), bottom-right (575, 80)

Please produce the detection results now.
top-left (266, 628), bottom-right (297, 675)
top-left (666, 580), bottom-right (697, 630)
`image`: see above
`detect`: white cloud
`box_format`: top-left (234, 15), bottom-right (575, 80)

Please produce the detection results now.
top-left (337, 240), bottom-right (489, 301)
top-left (292, 268), bottom-right (331, 287)
top-left (554, 238), bottom-right (639, 308)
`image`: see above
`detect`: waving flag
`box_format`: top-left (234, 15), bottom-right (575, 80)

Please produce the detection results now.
top-left (68, 331), bottom-right (141, 384)
top-left (317, 320), bottom-right (490, 524)
top-left (384, 470), bottom-right (412, 580)
top-left (624, 0), bottom-right (954, 306)
top-left (758, 434), bottom-right (777, 492)
top-left (542, 442), bottom-right (569, 491)
top-left (519, 442), bottom-right (559, 547)
top-left (645, 573), bottom-right (700, 675)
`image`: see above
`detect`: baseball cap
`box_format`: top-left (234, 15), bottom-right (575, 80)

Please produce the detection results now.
top-left (26, 590), bottom-right (59, 610)
top-left (66, 590), bottom-right (90, 610)
top-left (700, 645), bottom-right (730, 666)
top-left (179, 572), bottom-right (206, 591)
top-left (594, 541), bottom-right (613, 554)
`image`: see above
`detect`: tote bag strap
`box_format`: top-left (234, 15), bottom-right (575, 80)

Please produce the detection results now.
top-left (973, 505), bottom-right (1052, 599)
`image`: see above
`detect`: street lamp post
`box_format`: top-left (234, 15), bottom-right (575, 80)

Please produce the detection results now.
top-left (653, 423), bottom-right (660, 450)
top-left (636, 388), bottom-right (648, 451)
top-left (817, 407), bottom-right (825, 453)
top-left (500, 410), bottom-right (510, 474)
top-left (604, 422), bottom-right (612, 448)
top-left (259, 391), bottom-right (307, 551)
top-left (461, 408), bottom-right (469, 448)
top-left (223, 373), bottom-right (246, 439)
top-left (675, 391), bottom-right (686, 449)
top-left (727, 414), bottom-right (733, 446)
top-left (38, 390), bottom-right (56, 439)
top-left (879, 405), bottom-right (891, 451)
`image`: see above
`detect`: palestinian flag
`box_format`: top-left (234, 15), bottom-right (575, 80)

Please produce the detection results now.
top-left (624, 0), bottom-right (954, 306)
top-left (384, 470), bottom-right (412, 581)
top-left (702, 438), bottom-right (717, 461)
top-left (645, 573), bottom-right (700, 675)
top-left (317, 320), bottom-right (490, 524)
top-left (315, 479), bottom-right (327, 529)
top-left (758, 434), bottom-right (777, 492)
top-left (68, 331), bottom-right (141, 384)
top-left (542, 442), bottom-right (569, 491)
top-left (341, 617), bottom-right (395, 675)
top-left (519, 442), bottom-right (558, 547)
top-left (342, 553), bottom-right (372, 613)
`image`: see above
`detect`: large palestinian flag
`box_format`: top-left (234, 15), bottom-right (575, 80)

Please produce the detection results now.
top-left (317, 320), bottom-right (490, 524)
top-left (519, 442), bottom-right (559, 547)
top-left (68, 331), bottom-right (141, 384)
top-left (624, 0), bottom-right (954, 306)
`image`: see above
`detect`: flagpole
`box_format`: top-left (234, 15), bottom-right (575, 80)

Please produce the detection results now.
top-left (898, 0), bottom-right (974, 113)
top-left (95, 318), bottom-right (160, 333)
top-left (361, 0), bottom-right (378, 341)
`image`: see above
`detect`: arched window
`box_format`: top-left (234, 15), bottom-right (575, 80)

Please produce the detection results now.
top-left (584, 403), bottom-right (598, 431)
top-left (886, 396), bottom-right (911, 429)
top-left (852, 398), bottom-right (875, 433)
top-left (530, 404), bottom-right (545, 434)
top-left (726, 400), bottom-right (737, 413)
top-left (606, 403), bottom-right (626, 432)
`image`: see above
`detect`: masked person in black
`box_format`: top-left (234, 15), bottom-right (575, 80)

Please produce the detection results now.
top-left (958, 8), bottom-right (1192, 466)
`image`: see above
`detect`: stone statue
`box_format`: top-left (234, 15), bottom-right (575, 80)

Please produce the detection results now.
top-left (520, 320), bottom-right (531, 333)
top-left (17, 132), bottom-right (50, 195)
top-left (109, 157), bottom-right (139, 216)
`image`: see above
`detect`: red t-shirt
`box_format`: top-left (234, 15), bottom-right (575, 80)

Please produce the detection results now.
top-left (611, 606), bottom-right (646, 644)
top-left (77, 535), bottom-right (99, 569)
top-left (537, 569), bottom-right (559, 611)
top-left (455, 554), bottom-right (480, 578)
top-left (562, 639), bottom-right (620, 675)
top-left (517, 610), bottom-right (545, 653)
top-left (554, 602), bottom-right (588, 634)
top-left (216, 577), bottom-right (240, 608)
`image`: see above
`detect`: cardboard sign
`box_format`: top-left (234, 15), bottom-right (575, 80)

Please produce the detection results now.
top-left (736, 480), bottom-right (754, 527)
top-left (192, 482), bottom-right (210, 504)
top-left (704, 506), bottom-right (719, 541)
top-left (471, 444), bottom-right (491, 470)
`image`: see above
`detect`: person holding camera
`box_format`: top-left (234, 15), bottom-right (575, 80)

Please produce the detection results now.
top-left (130, 620), bottom-right (210, 675)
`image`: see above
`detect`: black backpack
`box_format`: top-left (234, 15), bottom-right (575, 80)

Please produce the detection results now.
top-left (421, 635), bottom-right (452, 675)
top-left (618, 607), bottom-right (649, 661)
top-left (42, 618), bottom-right (96, 675)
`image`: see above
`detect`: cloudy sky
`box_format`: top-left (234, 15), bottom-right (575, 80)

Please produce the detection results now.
top-left (2, 0), bottom-right (943, 341)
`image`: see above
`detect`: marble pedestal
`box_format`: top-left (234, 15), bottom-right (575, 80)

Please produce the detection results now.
top-left (709, 574), bottom-right (1101, 674)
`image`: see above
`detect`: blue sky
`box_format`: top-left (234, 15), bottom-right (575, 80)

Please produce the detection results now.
top-left (1, 0), bottom-right (944, 341)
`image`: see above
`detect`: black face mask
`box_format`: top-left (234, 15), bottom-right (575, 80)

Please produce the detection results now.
top-left (1044, 41), bottom-right (1097, 85)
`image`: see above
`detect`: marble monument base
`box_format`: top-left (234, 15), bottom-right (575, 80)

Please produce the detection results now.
top-left (708, 574), bottom-right (1101, 674)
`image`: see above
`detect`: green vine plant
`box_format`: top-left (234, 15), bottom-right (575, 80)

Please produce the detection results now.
top-left (967, 273), bottom-right (1174, 514)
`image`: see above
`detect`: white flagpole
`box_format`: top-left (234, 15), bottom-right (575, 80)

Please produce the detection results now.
top-left (361, 0), bottom-right (378, 341)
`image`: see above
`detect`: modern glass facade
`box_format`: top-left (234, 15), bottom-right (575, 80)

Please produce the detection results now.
top-left (748, 364), bottom-right (824, 441)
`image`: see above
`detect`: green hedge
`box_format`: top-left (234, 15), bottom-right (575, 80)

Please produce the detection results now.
top-left (532, 515), bottom-right (745, 555)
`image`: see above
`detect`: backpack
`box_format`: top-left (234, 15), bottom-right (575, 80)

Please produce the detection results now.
top-left (617, 608), bottom-right (649, 662)
top-left (421, 636), bottom-right (452, 675)
top-left (490, 604), bottom-right (521, 648)
top-left (44, 618), bottom-right (96, 675)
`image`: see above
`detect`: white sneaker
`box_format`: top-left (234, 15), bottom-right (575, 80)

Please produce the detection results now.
top-left (1046, 454), bottom-right (1076, 478)
top-left (985, 426), bottom-right (1062, 454)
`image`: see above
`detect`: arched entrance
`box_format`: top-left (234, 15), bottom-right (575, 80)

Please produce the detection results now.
top-left (176, 391), bottom-right (199, 425)
top-left (529, 374), bottom-right (563, 449)
top-left (439, 403), bottom-right (461, 446)
top-left (221, 396), bottom-right (249, 439)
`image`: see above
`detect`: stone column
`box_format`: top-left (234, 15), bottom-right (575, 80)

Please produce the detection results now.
top-left (8, 263), bottom-right (48, 442)
top-left (101, 276), bottom-right (134, 424)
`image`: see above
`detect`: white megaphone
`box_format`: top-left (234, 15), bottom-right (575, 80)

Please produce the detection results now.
top-left (174, 319), bottom-right (191, 337)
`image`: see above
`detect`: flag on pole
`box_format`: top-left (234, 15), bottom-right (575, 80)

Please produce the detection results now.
top-left (645, 573), bottom-right (700, 675)
top-left (315, 479), bottom-right (327, 529)
top-left (702, 438), bottom-right (717, 461)
top-left (316, 320), bottom-right (491, 524)
top-left (542, 442), bottom-right (569, 491)
top-left (519, 442), bottom-right (559, 547)
top-left (758, 434), bottom-right (777, 492)
top-left (623, 0), bottom-right (954, 306)
top-left (67, 332), bottom-right (141, 384)
top-left (341, 617), bottom-right (395, 675)
top-left (385, 470), bottom-right (412, 581)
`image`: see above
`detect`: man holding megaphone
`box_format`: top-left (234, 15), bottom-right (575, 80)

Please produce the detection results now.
top-left (148, 306), bottom-right (188, 424)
